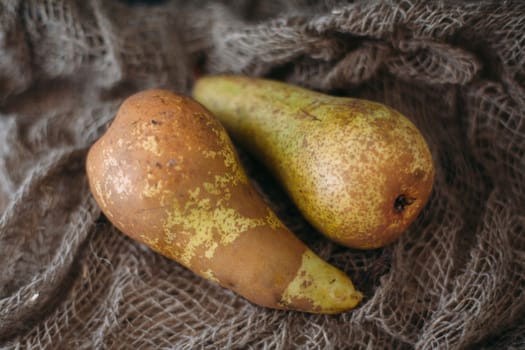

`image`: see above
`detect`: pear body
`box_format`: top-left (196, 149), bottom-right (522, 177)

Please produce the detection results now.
top-left (86, 89), bottom-right (362, 313)
top-left (193, 76), bottom-right (434, 249)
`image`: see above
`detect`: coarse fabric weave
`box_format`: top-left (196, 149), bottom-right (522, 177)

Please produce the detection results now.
top-left (1, 0), bottom-right (525, 349)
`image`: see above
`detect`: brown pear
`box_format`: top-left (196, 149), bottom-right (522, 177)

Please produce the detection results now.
top-left (86, 89), bottom-right (362, 313)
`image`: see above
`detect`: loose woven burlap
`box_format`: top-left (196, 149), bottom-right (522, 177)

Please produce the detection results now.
top-left (1, 0), bottom-right (525, 348)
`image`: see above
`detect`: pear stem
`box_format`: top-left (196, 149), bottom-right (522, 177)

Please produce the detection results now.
top-left (394, 195), bottom-right (415, 213)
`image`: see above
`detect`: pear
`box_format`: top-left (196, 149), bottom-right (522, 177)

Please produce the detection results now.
top-left (193, 76), bottom-right (434, 249)
top-left (86, 89), bottom-right (362, 313)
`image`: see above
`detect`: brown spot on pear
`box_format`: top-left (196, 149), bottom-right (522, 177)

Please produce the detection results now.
top-left (192, 76), bottom-right (435, 249)
top-left (86, 89), bottom-right (362, 313)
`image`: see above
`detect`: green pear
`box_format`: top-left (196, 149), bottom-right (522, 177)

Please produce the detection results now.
top-left (192, 76), bottom-right (434, 249)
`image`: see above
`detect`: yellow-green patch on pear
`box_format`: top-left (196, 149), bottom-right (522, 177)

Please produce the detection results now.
top-left (280, 250), bottom-right (362, 313)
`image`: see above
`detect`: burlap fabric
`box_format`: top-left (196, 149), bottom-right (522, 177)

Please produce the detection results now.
top-left (1, 0), bottom-right (524, 348)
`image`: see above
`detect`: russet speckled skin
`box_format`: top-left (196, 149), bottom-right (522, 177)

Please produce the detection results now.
top-left (86, 90), bottom-right (362, 313)
top-left (192, 76), bottom-right (435, 249)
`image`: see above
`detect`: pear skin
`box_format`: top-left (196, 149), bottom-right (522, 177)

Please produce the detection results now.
top-left (86, 89), bottom-right (362, 313)
top-left (192, 76), bottom-right (435, 249)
